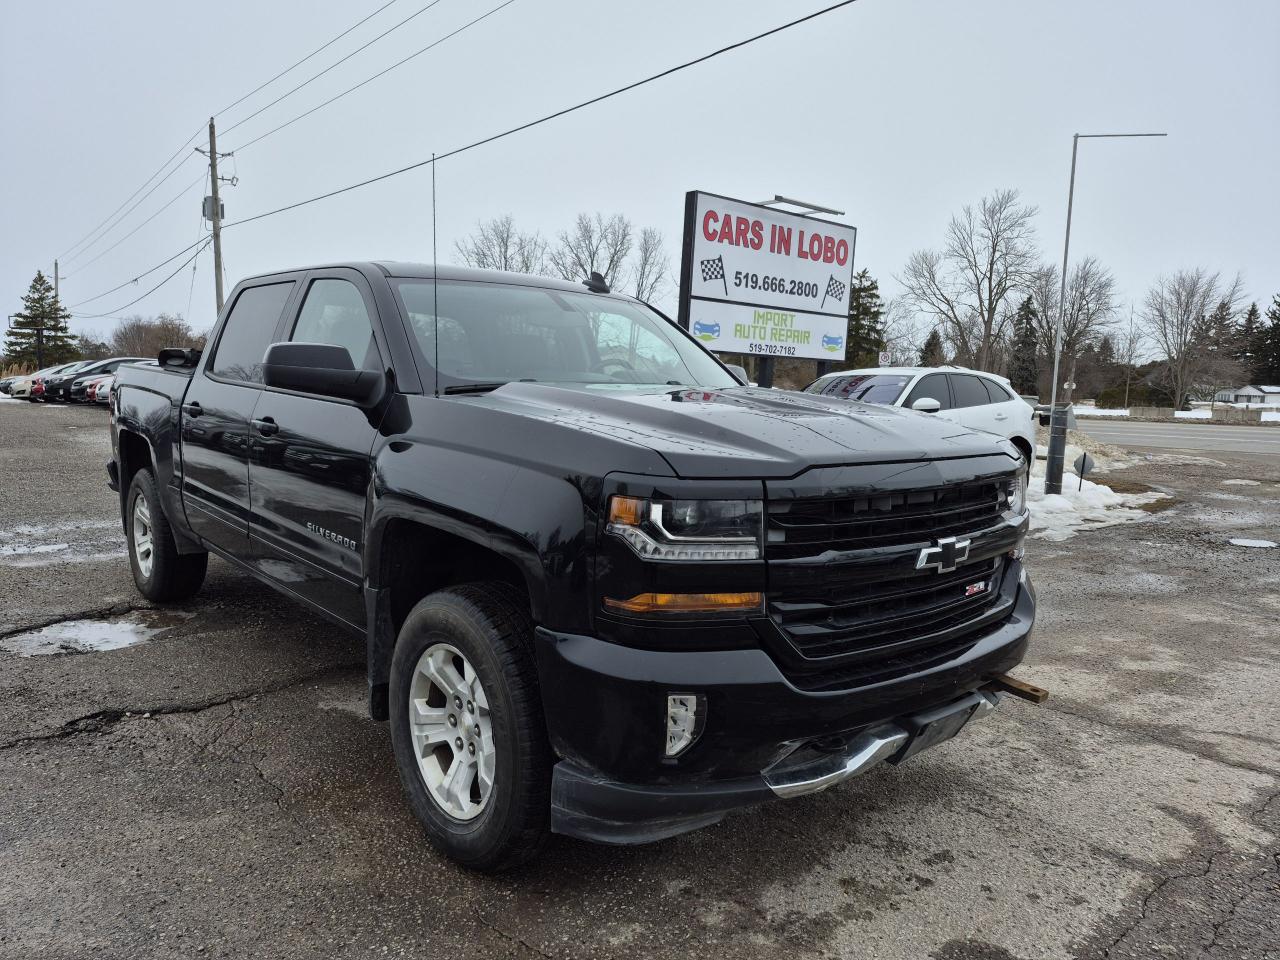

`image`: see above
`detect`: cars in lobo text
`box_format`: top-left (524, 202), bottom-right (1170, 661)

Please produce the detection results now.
top-left (109, 262), bottom-right (1038, 870)
top-left (804, 366), bottom-right (1036, 465)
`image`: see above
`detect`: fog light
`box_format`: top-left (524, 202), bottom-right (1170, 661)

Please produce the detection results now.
top-left (666, 693), bottom-right (703, 758)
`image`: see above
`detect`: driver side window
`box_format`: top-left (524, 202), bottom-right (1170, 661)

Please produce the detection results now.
top-left (905, 374), bottom-right (951, 409)
top-left (593, 311), bottom-right (683, 379)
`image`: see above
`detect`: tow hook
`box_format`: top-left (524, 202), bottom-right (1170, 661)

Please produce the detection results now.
top-left (986, 673), bottom-right (1050, 704)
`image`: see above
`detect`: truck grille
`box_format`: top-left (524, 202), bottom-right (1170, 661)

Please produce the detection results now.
top-left (763, 468), bottom-right (1020, 693)
top-left (766, 479), bottom-right (1006, 559)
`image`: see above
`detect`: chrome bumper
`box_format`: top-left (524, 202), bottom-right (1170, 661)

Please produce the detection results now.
top-left (761, 689), bottom-right (1002, 799)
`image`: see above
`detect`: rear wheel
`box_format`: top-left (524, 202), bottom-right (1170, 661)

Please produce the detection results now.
top-left (126, 469), bottom-right (207, 601)
top-left (389, 583), bottom-right (551, 871)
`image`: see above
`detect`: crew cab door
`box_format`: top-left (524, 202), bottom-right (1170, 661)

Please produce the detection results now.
top-left (181, 279), bottom-right (299, 553)
top-left (246, 270), bottom-right (388, 628)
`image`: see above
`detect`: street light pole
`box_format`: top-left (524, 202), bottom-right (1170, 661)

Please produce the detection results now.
top-left (1044, 131), bottom-right (1167, 495)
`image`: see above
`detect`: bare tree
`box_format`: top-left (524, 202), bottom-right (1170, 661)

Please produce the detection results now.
top-left (1115, 307), bottom-right (1147, 409)
top-left (547, 213), bottom-right (632, 287)
top-left (454, 215), bottom-right (547, 274)
top-left (631, 228), bottom-right (669, 302)
top-left (879, 297), bottom-right (927, 366)
top-left (1028, 256), bottom-right (1118, 399)
top-left (900, 188), bottom-right (1039, 371)
top-left (110, 314), bottom-right (204, 359)
top-left (1141, 268), bottom-right (1243, 409)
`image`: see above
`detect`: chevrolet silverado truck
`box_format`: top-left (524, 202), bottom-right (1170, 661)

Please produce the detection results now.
top-left (108, 262), bottom-right (1037, 871)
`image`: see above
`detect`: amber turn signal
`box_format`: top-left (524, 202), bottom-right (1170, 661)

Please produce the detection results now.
top-left (603, 592), bottom-right (763, 615)
top-left (608, 495), bottom-right (646, 526)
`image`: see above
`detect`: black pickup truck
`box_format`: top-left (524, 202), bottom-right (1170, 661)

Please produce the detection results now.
top-left (108, 262), bottom-right (1036, 870)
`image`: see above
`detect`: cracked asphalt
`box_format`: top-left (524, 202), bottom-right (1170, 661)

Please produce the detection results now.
top-left (1, 399), bottom-right (1277, 960)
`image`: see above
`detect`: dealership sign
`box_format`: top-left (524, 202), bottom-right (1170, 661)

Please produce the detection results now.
top-left (677, 190), bottom-right (857, 361)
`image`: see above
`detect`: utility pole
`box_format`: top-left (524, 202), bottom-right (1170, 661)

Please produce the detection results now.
top-left (53, 259), bottom-right (59, 302)
top-left (207, 117), bottom-right (225, 313)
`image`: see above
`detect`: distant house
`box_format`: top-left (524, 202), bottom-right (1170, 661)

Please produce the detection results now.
top-left (1213, 384), bottom-right (1280, 405)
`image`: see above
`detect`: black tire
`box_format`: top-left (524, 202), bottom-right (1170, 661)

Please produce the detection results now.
top-left (389, 582), bottom-right (551, 872)
top-left (125, 468), bottom-right (208, 602)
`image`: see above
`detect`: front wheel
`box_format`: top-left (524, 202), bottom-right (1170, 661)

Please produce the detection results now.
top-left (126, 468), bottom-right (208, 602)
top-left (389, 583), bottom-right (551, 871)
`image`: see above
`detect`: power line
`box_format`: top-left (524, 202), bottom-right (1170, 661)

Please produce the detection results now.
top-left (67, 235), bottom-right (210, 309)
top-left (58, 125), bottom-right (205, 261)
top-left (220, 0), bottom-right (449, 138)
top-left (227, 0), bottom-right (861, 230)
top-left (67, 1), bottom-right (860, 312)
top-left (215, 0), bottom-right (402, 117)
top-left (71, 240), bottom-right (211, 320)
top-left (64, 172), bottom-right (207, 276)
top-left (57, 1), bottom-right (404, 265)
top-left (232, 0), bottom-right (516, 154)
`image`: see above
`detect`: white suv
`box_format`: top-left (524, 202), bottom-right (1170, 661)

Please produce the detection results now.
top-left (803, 366), bottom-right (1035, 465)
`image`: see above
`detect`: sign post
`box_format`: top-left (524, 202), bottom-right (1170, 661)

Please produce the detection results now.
top-left (677, 191), bottom-right (857, 386)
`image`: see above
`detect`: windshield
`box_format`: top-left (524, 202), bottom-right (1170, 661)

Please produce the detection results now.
top-left (394, 280), bottom-right (737, 391)
top-left (806, 373), bottom-right (912, 404)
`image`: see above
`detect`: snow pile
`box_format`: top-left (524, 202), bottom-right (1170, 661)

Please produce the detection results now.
top-left (1034, 428), bottom-right (1136, 474)
top-left (1174, 409), bottom-right (1212, 419)
top-left (1263, 411), bottom-right (1280, 423)
top-left (1229, 538), bottom-right (1277, 549)
top-left (1074, 407), bottom-right (1129, 417)
top-left (1027, 459), bottom-right (1168, 542)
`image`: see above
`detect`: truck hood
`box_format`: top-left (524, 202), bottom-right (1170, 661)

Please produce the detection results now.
top-left (459, 383), bottom-right (1013, 478)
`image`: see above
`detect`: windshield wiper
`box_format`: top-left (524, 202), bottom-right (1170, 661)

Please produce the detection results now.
top-left (443, 382), bottom-right (508, 395)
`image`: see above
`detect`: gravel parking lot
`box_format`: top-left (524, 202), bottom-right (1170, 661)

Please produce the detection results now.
top-left (1, 399), bottom-right (1277, 960)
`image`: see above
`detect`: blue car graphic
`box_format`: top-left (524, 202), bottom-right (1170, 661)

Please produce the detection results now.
top-left (693, 320), bottom-right (721, 341)
top-left (821, 333), bottom-right (844, 352)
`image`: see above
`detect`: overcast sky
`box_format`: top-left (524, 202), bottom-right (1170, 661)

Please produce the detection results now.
top-left (3, 0), bottom-right (1277, 345)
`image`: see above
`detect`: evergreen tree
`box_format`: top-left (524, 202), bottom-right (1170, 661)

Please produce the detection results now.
top-left (1237, 302), bottom-right (1262, 377)
top-left (1255, 295), bottom-right (1280, 385)
top-left (5, 271), bottom-right (78, 368)
top-left (1007, 296), bottom-right (1039, 394)
top-left (843, 269), bottom-right (885, 367)
top-left (918, 328), bottom-right (945, 366)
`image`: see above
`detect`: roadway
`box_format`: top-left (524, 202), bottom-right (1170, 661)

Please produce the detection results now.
top-left (1078, 417), bottom-right (1280, 460)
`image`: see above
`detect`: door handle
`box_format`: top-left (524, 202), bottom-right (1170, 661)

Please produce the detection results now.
top-left (252, 416), bottom-right (279, 436)
top-left (182, 401), bottom-right (202, 417)
top-left (994, 413), bottom-right (1008, 420)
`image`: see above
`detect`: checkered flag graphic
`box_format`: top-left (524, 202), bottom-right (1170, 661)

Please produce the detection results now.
top-left (821, 274), bottom-right (847, 309)
top-left (700, 255), bottom-right (728, 296)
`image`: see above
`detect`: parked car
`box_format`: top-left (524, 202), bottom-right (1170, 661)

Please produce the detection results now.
top-left (9, 362), bottom-right (84, 401)
top-left (0, 376), bottom-right (16, 395)
top-left (110, 263), bottom-right (1036, 870)
top-left (67, 357), bottom-right (148, 402)
top-left (84, 374), bottom-right (114, 403)
top-left (804, 366), bottom-right (1036, 465)
top-left (40, 359), bottom-right (107, 402)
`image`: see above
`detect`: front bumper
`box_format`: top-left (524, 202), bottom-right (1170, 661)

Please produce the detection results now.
top-left (536, 570), bottom-right (1035, 843)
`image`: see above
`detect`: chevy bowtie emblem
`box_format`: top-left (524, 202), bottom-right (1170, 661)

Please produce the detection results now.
top-left (916, 536), bottom-right (971, 574)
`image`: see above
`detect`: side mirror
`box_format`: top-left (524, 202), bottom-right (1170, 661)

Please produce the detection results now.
top-left (724, 363), bottom-right (750, 385)
top-left (262, 342), bottom-right (384, 406)
top-left (911, 397), bottom-right (941, 413)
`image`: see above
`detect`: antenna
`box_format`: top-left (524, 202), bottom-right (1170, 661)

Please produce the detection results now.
top-left (431, 152), bottom-right (439, 397)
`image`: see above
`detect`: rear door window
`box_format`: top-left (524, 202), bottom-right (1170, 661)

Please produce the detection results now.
top-left (209, 282), bottom-right (295, 384)
top-left (981, 378), bottom-right (1015, 402)
top-left (950, 374), bottom-right (992, 408)
top-left (904, 373), bottom-right (951, 409)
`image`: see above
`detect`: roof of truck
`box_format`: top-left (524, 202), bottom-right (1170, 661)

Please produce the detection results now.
top-left (235, 262), bottom-right (625, 297)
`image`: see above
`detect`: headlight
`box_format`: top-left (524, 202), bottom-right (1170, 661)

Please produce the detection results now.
top-left (607, 496), bottom-right (762, 561)
top-left (1005, 468), bottom-right (1027, 515)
